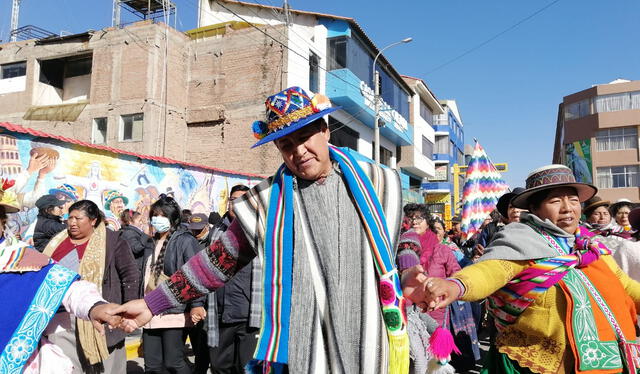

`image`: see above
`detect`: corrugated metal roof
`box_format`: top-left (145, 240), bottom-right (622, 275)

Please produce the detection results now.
top-left (0, 122), bottom-right (264, 179)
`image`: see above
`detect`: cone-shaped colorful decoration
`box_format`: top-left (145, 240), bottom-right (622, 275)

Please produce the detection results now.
top-left (460, 142), bottom-right (509, 240)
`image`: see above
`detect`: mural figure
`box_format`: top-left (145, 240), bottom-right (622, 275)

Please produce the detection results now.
top-left (565, 140), bottom-right (593, 184)
top-left (49, 183), bottom-right (80, 218)
top-left (0, 128), bottom-right (260, 241)
top-left (103, 190), bottom-right (129, 230)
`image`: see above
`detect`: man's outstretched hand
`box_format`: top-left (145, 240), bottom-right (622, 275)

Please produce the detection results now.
top-left (89, 303), bottom-right (123, 335)
top-left (113, 299), bottom-right (153, 333)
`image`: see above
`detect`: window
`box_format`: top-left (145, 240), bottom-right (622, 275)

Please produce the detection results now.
top-left (419, 101), bottom-right (432, 123)
top-left (119, 113), bottom-right (143, 141)
top-left (65, 56), bottom-right (92, 78)
top-left (457, 150), bottom-right (464, 166)
top-left (327, 35), bottom-right (410, 121)
top-left (309, 52), bottom-right (320, 93)
top-left (434, 135), bottom-right (448, 154)
top-left (92, 117), bottom-right (107, 144)
top-left (329, 116), bottom-right (359, 151)
top-left (596, 127), bottom-right (638, 151)
top-left (421, 136), bottom-right (433, 158)
top-left (564, 98), bottom-right (591, 121)
top-left (1, 62), bottom-right (26, 79)
top-left (380, 146), bottom-right (392, 167)
top-left (433, 113), bottom-right (448, 125)
top-left (450, 140), bottom-right (456, 158)
top-left (327, 37), bottom-right (347, 71)
top-left (597, 165), bottom-right (639, 189)
top-left (409, 176), bottom-right (422, 190)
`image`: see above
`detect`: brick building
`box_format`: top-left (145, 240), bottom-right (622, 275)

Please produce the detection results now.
top-left (0, 20), bottom-right (285, 176)
top-left (1, 0), bottom-right (447, 193)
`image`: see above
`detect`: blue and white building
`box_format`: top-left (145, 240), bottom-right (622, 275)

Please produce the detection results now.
top-left (424, 100), bottom-right (465, 220)
top-left (199, 0), bottom-right (440, 200)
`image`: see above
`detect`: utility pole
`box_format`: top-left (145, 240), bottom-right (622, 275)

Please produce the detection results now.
top-left (283, 0), bottom-right (291, 26)
top-left (372, 37), bottom-right (412, 164)
top-left (112, 0), bottom-right (121, 28)
top-left (10, 0), bottom-right (21, 42)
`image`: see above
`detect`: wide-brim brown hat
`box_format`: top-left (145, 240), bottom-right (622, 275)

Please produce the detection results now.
top-left (511, 164), bottom-right (597, 209)
top-left (609, 198), bottom-right (638, 215)
top-left (583, 196), bottom-right (611, 216)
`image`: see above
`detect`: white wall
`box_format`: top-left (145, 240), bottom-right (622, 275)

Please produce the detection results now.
top-left (33, 81), bottom-right (63, 106)
top-left (331, 109), bottom-right (397, 168)
top-left (285, 15), bottom-right (328, 94)
top-left (0, 76), bottom-right (26, 95)
top-left (62, 74), bottom-right (91, 103)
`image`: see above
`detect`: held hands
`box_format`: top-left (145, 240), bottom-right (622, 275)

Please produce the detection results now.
top-left (401, 265), bottom-right (461, 312)
top-left (112, 299), bottom-right (153, 333)
top-left (88, 299), bottom-right (153, 334)
top-left (89, 303), bottom-right (123, 335)
top-left (423, 277), bottom-right (460, 311)
top-left (190, 306), bottom-right (207, 324)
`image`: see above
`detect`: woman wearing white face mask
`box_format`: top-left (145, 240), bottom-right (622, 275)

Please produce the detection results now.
top-left (142, 194), bottom-right (205, 374)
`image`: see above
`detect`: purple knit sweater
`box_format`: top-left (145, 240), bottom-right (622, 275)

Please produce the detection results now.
top-left (145, 219), bottom-right (254, 315)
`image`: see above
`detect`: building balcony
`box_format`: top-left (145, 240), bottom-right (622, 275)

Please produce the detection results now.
top-left (398, 145), bottom-right (434, 179)
top-left (325, 68), bottom-right (413, 146)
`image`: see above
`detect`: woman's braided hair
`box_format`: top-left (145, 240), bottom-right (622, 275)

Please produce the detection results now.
top-left (149, 194), bottom-right (182, 278)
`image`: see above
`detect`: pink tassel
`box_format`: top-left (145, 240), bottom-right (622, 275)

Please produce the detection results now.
top-left (428, 326), bottom-right (460, 361)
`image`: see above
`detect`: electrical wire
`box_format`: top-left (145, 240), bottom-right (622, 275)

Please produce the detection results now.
top-left (424, 0), bottom-right (561, 75)
top-left (177, 0), bottom-right (409, 136)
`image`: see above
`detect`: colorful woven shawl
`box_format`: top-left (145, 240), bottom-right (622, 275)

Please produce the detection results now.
top-left (0, 240), bottom-right (79, 373)
top-left (487, 225), bottom-right (611, 331)
top-left (252, 145), bottom-right (409, 373)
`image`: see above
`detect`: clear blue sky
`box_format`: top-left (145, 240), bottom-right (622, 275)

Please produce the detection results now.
top-left (1, 0), bottom-right (638, 187)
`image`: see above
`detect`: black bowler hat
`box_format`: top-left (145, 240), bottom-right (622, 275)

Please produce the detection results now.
top-left (496, 187), bottom-right (526, 218)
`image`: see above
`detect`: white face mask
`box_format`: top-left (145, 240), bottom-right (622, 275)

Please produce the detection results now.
top-left (151, 216), bottom-right (171, 233)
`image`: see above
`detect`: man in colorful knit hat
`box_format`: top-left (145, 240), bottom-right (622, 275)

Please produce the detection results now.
top-left (103, 190), bottom-right (129, 230)
top-left (115, 87), bottom-right (430, 373)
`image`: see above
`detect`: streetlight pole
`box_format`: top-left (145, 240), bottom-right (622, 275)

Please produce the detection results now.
top-left (372, 37), bottom-right (412, 164)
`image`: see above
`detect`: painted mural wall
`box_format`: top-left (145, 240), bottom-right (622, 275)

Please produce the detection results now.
top-left (565, 139), bottom-right (593, 184)
top-left (0, 128), bottom-right (262, 242)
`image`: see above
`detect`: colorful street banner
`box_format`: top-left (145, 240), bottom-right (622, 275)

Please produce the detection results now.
top-left (460, 142), bottom-right (509, 240)
top-left (0, 124), bottom-right (261, 242)
top-left (564, 140), bottom-right (593, 184)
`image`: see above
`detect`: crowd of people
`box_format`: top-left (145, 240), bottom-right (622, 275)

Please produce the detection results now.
top-left (1, 86), bottom-right (640, 374)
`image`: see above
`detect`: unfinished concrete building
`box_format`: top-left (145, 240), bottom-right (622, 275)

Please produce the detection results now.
top-left (0, 19), bottom-right (286, 176)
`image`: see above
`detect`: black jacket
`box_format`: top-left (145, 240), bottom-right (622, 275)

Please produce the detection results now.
top-left (142, 226), bottom-right (205, 313)
top-left (210, 215), bottom-right (253, 323)
top-left (119, 225), bottom-right (153, 275)
top-left (101, 229), bottom-right (140, 347)
top-left (34, 213), bottom-right (66, 252)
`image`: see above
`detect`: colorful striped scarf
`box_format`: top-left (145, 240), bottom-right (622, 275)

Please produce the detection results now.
top-left (487, 225), bottom-right (611, 331)
top-left (252, 145), bottom-right (409, 373)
